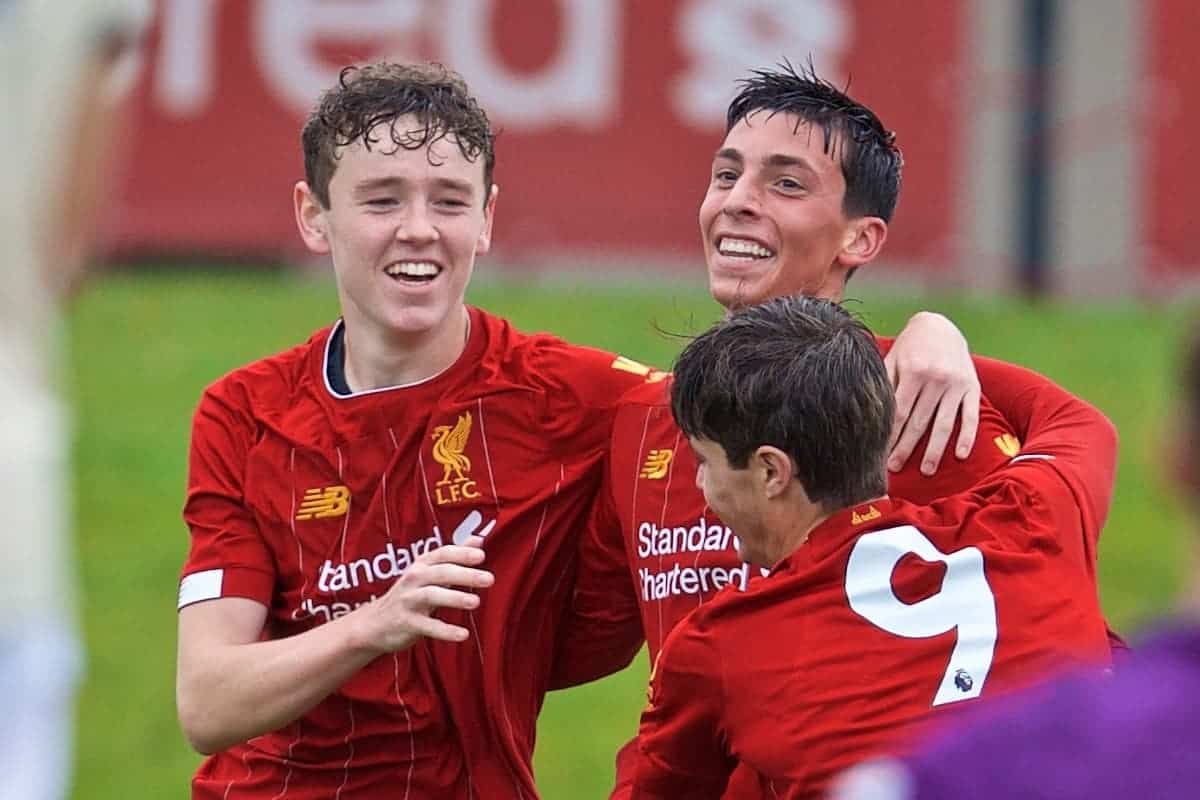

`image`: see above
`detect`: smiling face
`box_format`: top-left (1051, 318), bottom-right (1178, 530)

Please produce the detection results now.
top-left (295, 117), bottom-right (496, 345)
top-left (700, 111), bottom-right (882, 309)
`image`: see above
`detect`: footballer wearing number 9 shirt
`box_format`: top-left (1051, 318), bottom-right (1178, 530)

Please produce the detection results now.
top-left (629, 296), bottom-right (1115, 799)
top-left (174, 63), bottom-right (656, 799)
top-left (551, 63), bottom-right (1121, 799)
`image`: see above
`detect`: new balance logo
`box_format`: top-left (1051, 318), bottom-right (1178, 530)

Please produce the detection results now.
top-left (640, 449), bottom-right (673, 479)
top-left (994, 433), bottom-right (1021, 458)
top-left (296, 485), bottom-right (350, 520)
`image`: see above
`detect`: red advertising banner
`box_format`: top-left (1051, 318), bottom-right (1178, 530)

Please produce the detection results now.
top-left (104, 0), bottom-right (965, 272)
top-left (1145, 0), bottom-right (1200, 283)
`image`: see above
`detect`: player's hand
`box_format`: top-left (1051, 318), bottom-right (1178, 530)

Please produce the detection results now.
top-left (354, 535), bottom-right (494, 654)
top-left (884, 311), bottom-right (981, 476)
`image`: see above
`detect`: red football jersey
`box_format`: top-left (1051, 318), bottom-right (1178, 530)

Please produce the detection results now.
top-left (549, 345), bottom-right (1118, 800)
top-left (630, 370), bottom-right (1116, 799)
top-left (554, 339), bottom-right (1021, 689)
top-left (178, 307), bottom-right (651, 800)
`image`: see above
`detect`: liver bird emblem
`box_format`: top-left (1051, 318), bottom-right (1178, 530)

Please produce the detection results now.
top-left (432, 412), bottom-right (473, 485)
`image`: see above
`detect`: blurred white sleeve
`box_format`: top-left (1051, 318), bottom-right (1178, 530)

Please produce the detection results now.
top-left (0, 0), bottom-right (151, 384)
top-left (0, 6), bottom-right (148, 798)
top-left (829, 759), bottom-right (916, 800)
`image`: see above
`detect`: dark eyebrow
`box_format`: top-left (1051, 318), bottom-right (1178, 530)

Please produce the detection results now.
top-left (431, 177), bottom-right (475, 195)
top-left (713, 149), bottom-right (819, 177)
top-left (352, 176), bottom-right (476, 196)
top-left (764, 154), bottom-right (818, 173)
top-left (353, 177), bottom-right (403, 196)
top-left (713, 147), bottom-right (743, 164)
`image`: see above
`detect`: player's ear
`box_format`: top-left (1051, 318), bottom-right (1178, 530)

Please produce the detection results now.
top-left (476, 183), bottom-right (499, 254)
top-left (755, 446), bottom-right (795, 499)
top-left (835, 216), bottom-right (887, 272)
top-left (295, 181), bottom-right (330, 255)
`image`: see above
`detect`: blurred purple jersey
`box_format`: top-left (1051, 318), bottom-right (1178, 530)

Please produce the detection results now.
top-left (834, 622), bottom-right (1200, 800)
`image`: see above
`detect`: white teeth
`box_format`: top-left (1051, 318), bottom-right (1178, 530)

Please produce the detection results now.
top-left (385, 261), bottom-right (440, 278)
top-left (718, 237), bottom-right (773, 259)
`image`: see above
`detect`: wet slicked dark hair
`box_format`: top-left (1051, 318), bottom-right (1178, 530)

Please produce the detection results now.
top-left (302, 62), bottom-right (495, 209)
top-left (727, 61), bottom-right (902, 222)
top-left (671, 295), bottom-right (893, 509)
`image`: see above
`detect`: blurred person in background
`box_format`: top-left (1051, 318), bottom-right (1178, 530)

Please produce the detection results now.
top-left (552, 63), bottom-right (1123, 798)
top-left (0, 1), bottom-right (148, 798)
top-left (174, 61), bottom-right (660, 799)
top-left (630, 295), bottom-right (1115, 799)
top-left (831, 325), bottom-right (1200, 800)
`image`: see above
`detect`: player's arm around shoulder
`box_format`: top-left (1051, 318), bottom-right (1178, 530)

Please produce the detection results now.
top-left (548, 370), bottom-right (670, 688)
top-left (972, 354), bottom-right (1119, 549)
top-left (631, 612), bottom-right (733, 800)
top-left (550, 464), bottom-right (646, 689)
top-left (527, 338), bottom-right (668, 449)
top-left (879, 312), bottom-right (982, 476)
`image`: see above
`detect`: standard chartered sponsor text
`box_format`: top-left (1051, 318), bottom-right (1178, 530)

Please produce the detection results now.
top-left (639, 562), bottom-right (750, 600)
top-left (638, 518), bottom-right (738, 557)
top-left (292, 513), bottom-right (491, 622)
top-left (638, 517), bottom-right (752, 600)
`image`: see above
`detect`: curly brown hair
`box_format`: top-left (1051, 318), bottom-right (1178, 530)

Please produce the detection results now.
top-left (302, 62), bottom-right (496, 209)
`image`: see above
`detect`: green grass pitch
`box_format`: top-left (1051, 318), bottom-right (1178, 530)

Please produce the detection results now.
top-left (66, 268), bottom-right (1191, 798)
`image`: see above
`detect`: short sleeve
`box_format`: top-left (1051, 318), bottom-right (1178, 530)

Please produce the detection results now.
top-left (178, 385), bottom-right (275, 610)
top-left (528, 342), bottom-right (665, 455)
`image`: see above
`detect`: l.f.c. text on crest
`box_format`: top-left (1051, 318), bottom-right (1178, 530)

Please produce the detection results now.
top-left (432, 412), bottom-right (481, 505)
